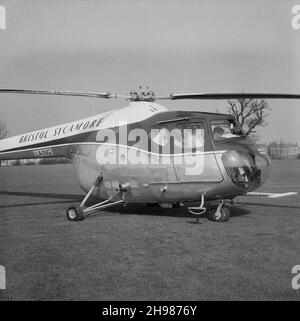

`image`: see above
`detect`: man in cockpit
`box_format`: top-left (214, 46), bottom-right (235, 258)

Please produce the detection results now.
top-left (213, 126), bottom-right (225, 140)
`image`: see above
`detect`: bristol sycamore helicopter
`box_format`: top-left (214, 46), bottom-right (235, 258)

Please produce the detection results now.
top-left (0, 88), bottom-right (298, 222)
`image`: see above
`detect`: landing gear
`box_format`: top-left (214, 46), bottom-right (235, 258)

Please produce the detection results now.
top-left (66, 173), bottom-right (128, 222)
top-left (207, 203), bottom-right (230, 222)
top-left (187, 195), bottom-right (231, 222)
top-left (66, 206), bottom-right (84, 221)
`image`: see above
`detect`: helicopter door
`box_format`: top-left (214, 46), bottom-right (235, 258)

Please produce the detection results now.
top-left (172, 120), bottom-right (223, 183)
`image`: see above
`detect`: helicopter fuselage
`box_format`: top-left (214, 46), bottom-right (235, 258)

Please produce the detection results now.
top-left (71, 102), bottom-right (271, 205)
top-left (0, 101), bottom-right (271, 206)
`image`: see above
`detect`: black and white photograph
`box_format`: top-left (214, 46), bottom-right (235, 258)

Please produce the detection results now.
top-left (0, 0), bottom-right (300, 305)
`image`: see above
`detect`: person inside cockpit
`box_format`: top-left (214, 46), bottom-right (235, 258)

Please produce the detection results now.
top-left (213, 126), bottom-right (225, 140)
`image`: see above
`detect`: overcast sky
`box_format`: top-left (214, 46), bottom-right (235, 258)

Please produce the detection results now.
top-left (0, 0), bottom-right (299, 143)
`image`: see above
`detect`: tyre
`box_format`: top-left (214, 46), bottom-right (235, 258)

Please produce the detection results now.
top-left (208, 206), bottom-right (230, 222)
top-left (66, 206), bottom-right (84, 221)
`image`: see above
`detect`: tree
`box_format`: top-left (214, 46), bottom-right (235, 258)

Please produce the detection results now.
top-left (0, 120), bottom-right (8, 139)
top-left (227, 98), bottom-right (270, 139)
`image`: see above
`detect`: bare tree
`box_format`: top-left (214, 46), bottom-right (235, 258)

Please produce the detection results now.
top-left (227, 98), bottom-right (270, 138)
top-left (0, 120), bottom-right (8, 139)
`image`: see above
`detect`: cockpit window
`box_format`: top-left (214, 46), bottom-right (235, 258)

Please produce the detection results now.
top-left (211, 119), bottom-right (244, 141)
top-left (151, 122), bottom-right (205, 154)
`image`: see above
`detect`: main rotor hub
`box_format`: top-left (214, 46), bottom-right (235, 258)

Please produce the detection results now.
top-left (129, 87), bottom-right (155, 102)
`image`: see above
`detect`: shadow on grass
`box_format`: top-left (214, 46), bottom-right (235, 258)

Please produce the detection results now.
top-left (0, 190), bottom-right (83, 208)
top-left (228, 205), bottom-right (252, 217)
top-left (0, 190), bottom-right (83, 200)
top-left (85, 204), bottom-right (188, 218)
top-left (85, 203), bottom-right (252, 222)
top-left (5, 190), bottom-right (297, 220)
top-left (0, 190), bottom-right (254, 220)
top-left (235, 201), bottom-right (300, 210)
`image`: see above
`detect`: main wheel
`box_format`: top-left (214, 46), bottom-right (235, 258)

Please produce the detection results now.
top-left (208, 206), bottom-right (230, 222)
top-left (66, 206), bottom-right (84, 221)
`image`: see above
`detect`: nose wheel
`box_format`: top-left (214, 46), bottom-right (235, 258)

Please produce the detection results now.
top-left (188, 195), bottom-right (231, 222)
top-left (207, 203), bottom-right (230, 222)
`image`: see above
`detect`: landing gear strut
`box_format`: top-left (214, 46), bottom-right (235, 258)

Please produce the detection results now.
top-left (207, 202), bottom-right (230, 222)
top-left (187, 196), bottom-right (231, 222)
top-left (66, 174), bottom-right (127, 222)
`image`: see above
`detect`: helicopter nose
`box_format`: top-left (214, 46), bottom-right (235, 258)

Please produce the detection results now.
top-left (221, 150), bottom-right (271, 192)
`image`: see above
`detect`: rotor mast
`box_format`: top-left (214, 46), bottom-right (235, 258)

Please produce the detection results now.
top-left (129, 87), bottom-right (156, 102)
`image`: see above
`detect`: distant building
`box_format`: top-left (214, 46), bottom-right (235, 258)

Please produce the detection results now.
top-left (281, 143), bottom-right (300, 159)
top-left (0, 159), bottom-right (13, 166)
top-left (1, 158), bottom-right (40, 166)
top-left (266, 142), bottom-right (300, 159)
top-left (0, 157), bottom-right (71, 166)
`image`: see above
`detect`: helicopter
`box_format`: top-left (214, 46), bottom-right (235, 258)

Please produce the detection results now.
top-left (0, 88), bottom-right (298, 222)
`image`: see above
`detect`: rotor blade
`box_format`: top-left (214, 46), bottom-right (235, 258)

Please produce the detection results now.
top-left (165, 93), bottom-right (300, 100)
top-left (0, 89), bottom-right (130, 99)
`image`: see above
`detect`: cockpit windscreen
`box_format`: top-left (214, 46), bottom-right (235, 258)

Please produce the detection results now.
top-left (211, 119), bottom-right (244, 141)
